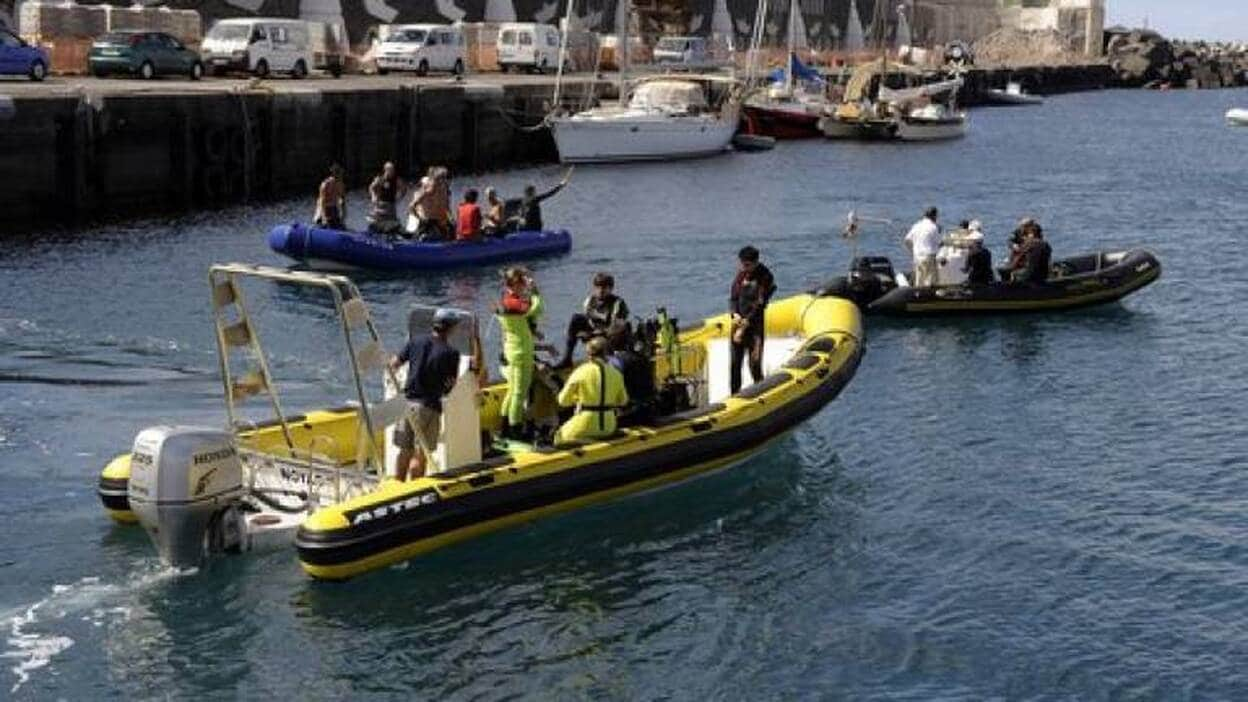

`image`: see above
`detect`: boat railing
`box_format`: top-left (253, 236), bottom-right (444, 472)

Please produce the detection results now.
top-left (209, 263), bottom-right (404, 487)
top-left (239, 446), bottom-right (377, 509)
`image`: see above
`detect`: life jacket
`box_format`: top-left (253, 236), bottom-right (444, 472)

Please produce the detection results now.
top-left (496, 291), bottom-right (543, 357)
top-left (583, 294), bottom-right (625, 329)
top-left (577, 359), bottom-right (627, 432)
top-left (456, 203), bottom-right (482, 240)
top-left (500, 288), bottom-right (530, 314)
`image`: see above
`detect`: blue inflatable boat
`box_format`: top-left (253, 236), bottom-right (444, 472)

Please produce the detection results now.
top-left (268, 223), bottom-right (573, 271)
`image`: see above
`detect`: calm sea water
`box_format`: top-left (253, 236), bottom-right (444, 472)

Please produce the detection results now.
top-left (2, 87), bottom-right (1247, 700)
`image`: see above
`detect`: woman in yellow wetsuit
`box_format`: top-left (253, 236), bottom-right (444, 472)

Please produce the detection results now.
top-left (555, 337), bottom-right (629, 445)
top-left (496, 267), bottom-right (545, 438)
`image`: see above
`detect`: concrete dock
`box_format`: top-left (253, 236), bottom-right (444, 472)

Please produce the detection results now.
top-left (0, 73), bottom-right (608, 231)
top-left (0, 64), bottom-right (1113, 232)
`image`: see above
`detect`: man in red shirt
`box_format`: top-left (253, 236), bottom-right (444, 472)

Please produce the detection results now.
top-left (456, 188), bottom-right (483, 242)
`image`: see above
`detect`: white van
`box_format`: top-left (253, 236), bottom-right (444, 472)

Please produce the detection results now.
top-left (202, 18), bottom-right (315, 78)
top-left (497, 23), bottom-right (562, 74)
top-left (653, 36), bottom-right (709, 65)
top-left (375, 24), bottom-right (466, 76)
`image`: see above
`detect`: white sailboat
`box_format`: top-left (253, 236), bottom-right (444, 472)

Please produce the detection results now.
top-left (548, 0), bottom-right (740, 163)
top-left (1225, 108), bottom-right (1248, 126)
top-left (740, 0), bottom-right (830, 138)
top-left (880, 78), bottom-right (968, 140)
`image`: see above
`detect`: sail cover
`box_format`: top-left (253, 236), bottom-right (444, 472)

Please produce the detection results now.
top-left (630, 80), bottom-right (709, 110)
top-left (768, 52), bottom-right (824, 84)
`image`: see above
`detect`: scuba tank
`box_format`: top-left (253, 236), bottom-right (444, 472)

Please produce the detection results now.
top-left (656, 307), bottom-right (679, 377)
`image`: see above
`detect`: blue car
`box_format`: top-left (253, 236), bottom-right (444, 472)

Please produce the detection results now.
top-left (0, 28), bottom-right (48, 81)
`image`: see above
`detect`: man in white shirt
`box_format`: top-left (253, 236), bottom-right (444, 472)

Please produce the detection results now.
top-left (903, 206), bottom-right (942, 287)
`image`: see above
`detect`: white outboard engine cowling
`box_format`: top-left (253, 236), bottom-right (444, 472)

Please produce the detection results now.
top-left (127, 426), bottom-right (245, 569)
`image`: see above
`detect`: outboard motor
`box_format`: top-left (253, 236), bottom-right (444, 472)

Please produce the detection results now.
top-left (815, 256), bottom-right (899, 309)
top-left (127, 426), bottom-right (246, 569)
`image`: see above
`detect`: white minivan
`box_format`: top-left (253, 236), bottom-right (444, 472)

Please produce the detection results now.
top-left (202, 18), bottom-right (315, 78)
top-left (497, 23), bottom-right (563, 74)
top-left (375, 24), bottom-right (466, 76)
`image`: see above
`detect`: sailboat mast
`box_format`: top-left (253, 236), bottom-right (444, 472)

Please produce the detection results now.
top-left (619, 0), bottom-right (630, 105)
top-left (747, 0), bottom-right (769, 87)
top-left (785, 0), bottom-right (796, 92)
top-left (553, 0), bottom-right (575, 110)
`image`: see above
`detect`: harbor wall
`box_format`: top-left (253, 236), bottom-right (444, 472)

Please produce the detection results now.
top-left (0, 64), bottom-right (1114, 232)
top-left (0, 80), bottom-right (599, 231)
top-left (957, 62), bottom-right (1114, 105)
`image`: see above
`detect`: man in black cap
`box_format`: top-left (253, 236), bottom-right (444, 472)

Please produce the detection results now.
top-left (388, 308), bottom-right (462, 480)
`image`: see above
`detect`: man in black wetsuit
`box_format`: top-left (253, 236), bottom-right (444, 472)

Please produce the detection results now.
top-left (729, 245), bottom-right (777, 395)
top-left (606, 321), bottom-right (656, 426)
top-left (506, 168), bottom-right (572, 232)
top-left (557, 272), bottom-right (630, 369)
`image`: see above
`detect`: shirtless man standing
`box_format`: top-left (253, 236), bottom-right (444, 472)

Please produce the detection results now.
top-left (314, 163), bottom-right (346, 230)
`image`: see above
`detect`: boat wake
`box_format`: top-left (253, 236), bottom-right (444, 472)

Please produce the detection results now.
top-left (2, 567), bottom-right (190, 694)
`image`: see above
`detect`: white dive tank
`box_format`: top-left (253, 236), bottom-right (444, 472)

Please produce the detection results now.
top-left (127, 426), bottom-right (245, 569)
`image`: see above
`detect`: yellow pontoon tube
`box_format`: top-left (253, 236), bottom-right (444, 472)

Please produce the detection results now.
top-left (295, 293), bottom-right (864, 581)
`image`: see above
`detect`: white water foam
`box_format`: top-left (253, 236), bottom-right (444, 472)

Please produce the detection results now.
top-left (2, 567), bottom-right (190, 694)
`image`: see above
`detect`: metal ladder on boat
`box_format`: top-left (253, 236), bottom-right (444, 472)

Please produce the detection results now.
top-left (208, 263), bottom-right (409, 505)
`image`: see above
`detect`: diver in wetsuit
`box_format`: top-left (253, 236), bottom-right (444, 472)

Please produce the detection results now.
top-left (557, 272), bottom-right (630, 369)
top-left (606, 321), bottom-right (655, 426)
top-left (505, 168), bottom-right (573, 232)
top-left (729, 246), bottom-right (776, 395)
top-left (554, 336), bottom-right (628, 445)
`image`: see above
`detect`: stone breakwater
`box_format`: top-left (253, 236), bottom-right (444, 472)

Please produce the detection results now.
top-left (1107, 29), bottom-right (1248, 89)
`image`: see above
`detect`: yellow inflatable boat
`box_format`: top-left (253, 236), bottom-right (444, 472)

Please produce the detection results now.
top-left (295, 293), bottom-right (863, 580)
top-left (96, 264), bottom-right (861, 580)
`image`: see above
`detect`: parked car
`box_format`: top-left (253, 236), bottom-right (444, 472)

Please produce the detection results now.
top-left (201, 18), bottom-right (314, 78)
top-left (653, 36), bottom-right (708, 65)
top-left (375, 24), bottom-right (465, 76)
top-left (0, 27), bottom-right (49, 81)
top-left (89, 31), bottom-right (203, 80)
top-left (497, 23), bottom-right (563, 74)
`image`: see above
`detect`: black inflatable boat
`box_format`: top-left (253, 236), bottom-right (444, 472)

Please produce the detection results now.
top-left (817, 250), bottom-right (1161, 316)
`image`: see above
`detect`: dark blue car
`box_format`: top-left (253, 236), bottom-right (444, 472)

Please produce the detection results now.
top-left (0, 28), bottom-right (48, 81)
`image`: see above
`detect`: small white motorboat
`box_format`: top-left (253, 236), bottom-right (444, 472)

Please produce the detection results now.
top-left (820, 68), bottom-right (967, 142)
top-left (1227, 108), bottom-right (1248, 126)
top-left (985, 81), bottom-right (1044, 106)
top-left (896, 103), bottom-right (969, 141)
